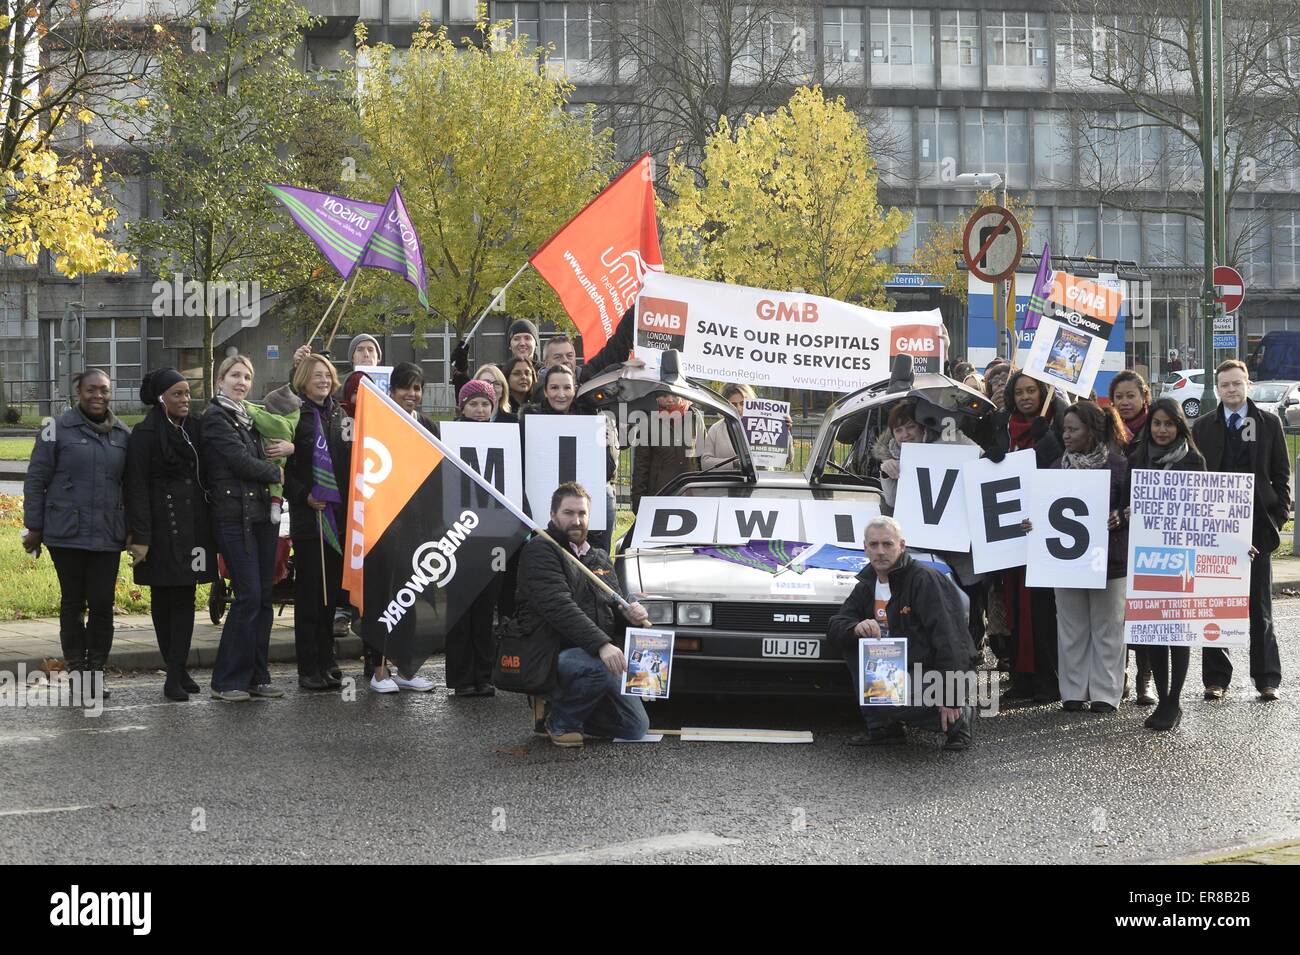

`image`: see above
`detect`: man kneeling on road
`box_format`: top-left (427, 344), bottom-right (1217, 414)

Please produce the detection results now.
top-left (516, 482), bottom-right (651, 747)
top-left (828, 516), bottom-right (978, 751)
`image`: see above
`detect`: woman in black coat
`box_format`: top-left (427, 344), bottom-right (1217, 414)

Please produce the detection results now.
top-left (124, 369), bottom-right (218, 701)
top-left (1125, 397), bottom-right (1207, 731)
top-left (985, 371), bottom-right (1067, 702)
top-left (201, 355), bottom-right (292, 702)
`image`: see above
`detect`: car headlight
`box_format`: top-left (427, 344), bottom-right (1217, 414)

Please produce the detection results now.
top-left (676, 602), bottom-right (712, 626)
top-left (641, 600), bottom-right (674, 625)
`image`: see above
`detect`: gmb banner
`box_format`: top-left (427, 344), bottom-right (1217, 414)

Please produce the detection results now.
top-left (633, 271), bottom-right (944, 394)
top-left (1125, 469), bottom-right (1253, 648)
top-left (1021, 272), bottom-right (1124, 399)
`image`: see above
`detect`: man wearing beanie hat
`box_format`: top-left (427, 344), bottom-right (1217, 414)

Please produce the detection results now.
top-left (348, 333), bottom-right (382, 368)
top-left (291, 333), bottom-right (383, 370)
top-left (506, 318), bottom-right (539, 365)
top-left (457, 379), bottom-right (498, 422)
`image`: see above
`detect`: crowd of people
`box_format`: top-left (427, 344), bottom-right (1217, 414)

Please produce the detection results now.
top-left (18, 314), bottom-right (1289, 750)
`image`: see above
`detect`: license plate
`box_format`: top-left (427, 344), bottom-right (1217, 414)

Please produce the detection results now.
top-left (762, 638), bottom-right (820, 659)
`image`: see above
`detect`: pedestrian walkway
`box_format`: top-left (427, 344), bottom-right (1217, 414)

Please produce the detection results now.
top-left (0, 609), bottom-right (362, 672)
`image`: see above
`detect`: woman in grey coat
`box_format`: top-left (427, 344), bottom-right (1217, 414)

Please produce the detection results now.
top-left (23, 368), bottom-right (129, 694)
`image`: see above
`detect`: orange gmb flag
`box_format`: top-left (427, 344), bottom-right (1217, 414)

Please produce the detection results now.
top-left (341, 378), bottom-right (443, 614)
top-left (529, 153), bottom-right (663, 352)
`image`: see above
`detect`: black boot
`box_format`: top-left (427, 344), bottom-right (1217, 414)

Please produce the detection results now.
top-left (1133, 648), bottom-right (1156, 705)
top-left (163, 669), bottom-right (189, 702)
top-left (179, 670), bottom-right (200, 694)
top-left (1145, 699), bottom-right (1182, 731)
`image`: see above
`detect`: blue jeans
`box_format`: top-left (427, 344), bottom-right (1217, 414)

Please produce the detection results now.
top-left (211, 521), bottom-right (277, 692)
top-left (546, 647), bottom-right (649, 739)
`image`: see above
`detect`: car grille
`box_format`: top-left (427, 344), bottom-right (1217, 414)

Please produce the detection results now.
top-left (709, 602), bottom-right (837, 633)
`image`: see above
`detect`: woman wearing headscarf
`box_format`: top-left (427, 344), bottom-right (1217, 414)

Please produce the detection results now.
top-left (124, 369), bottom-right (217, 701)
top-left (201, 355), bottom-right (292, 702)
top-left (23, 368), bottom-right (129, 696)
top-left (987, 370), bottom-right (1067, 702)
top-left (1030, 399), bottom-right (1130, 713)
top-left (1125, 397), bottom-right (1207, 731)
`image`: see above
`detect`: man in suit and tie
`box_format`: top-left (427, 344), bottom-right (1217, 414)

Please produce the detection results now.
top-left (1191, 359), bottom-right (1288, 701)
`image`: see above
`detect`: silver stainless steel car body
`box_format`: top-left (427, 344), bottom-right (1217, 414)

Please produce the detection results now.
top-left (577, 355), bottom-right (995, 696)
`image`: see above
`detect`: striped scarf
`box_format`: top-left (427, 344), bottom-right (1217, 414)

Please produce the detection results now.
top-left (310, 403), bottom-right (343, 554)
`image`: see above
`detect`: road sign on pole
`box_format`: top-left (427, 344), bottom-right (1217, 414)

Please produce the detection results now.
top-left (962, 205), bottom-right (1023, 284)
top-left (1213, 265), bottom-right (1245, 314)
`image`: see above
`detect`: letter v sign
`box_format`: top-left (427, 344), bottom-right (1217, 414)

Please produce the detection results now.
top-left (918, 468), bottom-right (958, 524)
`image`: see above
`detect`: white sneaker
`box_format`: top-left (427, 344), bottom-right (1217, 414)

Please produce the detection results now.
top-left (392, 673), bottom-right (435, 692)
top-left (369, 675), bottom-right (399, 694)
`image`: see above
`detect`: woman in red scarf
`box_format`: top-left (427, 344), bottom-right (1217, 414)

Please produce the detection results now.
top-left (987, 371), bottom-right (1067, 703)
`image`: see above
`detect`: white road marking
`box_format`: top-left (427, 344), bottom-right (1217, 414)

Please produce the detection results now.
top-left (0, 805), bottom-right (96, 818)
top-left (0, 725), bottom-right (149, 746)
top-left (484, 831), bottom-right (740, 865)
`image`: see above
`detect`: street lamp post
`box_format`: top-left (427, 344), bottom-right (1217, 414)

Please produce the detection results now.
top-left (1199, 0), bottom-right (1218, 417)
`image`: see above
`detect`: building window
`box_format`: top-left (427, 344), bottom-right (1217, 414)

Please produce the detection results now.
top-left (492, 2), bottom-right (539, 46)
top-left (875, 106), bottom-right (914, 183)
top-left (962, 109), bottom-right (1028, 188)
top-left (1143, 213), bottom-right (1187, 266)
top-left (917, 107), bottom-right (959, 182)
top-left (1275, 212), bottom-right (1300, 286)
top-left (1101, 209), bottom-right (1141, 262)
top-left (544, 3), bottom-right (597, 64)
top-left (1033, 111), bottom-right (1074, 185)
top-left (389, 1), bottom-right (441, 22)
top-left (939, 11), bottom-right (978, 64)
top-left (1081, 112), bottom-right (1163, 189)
top-left (986, 11), bottom-right (1047, 67)
top-left (824, 6), bottom-right (864, 63)
top-left (894, 207), bottom-right (936, 265)
top-left (1058, 207), bottom-right (1099, 258)
top-left (870, 8), bottom-right (932, 66)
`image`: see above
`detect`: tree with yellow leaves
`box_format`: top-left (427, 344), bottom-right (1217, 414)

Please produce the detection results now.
top-left (348, 14), bottom-right (614, 338)
top-left (659, 86), bottom-right (908, 306)
top-left (0, 2), bottom-right (152, 276)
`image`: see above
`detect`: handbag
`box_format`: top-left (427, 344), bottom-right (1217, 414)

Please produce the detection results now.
top-left (491, 616), bottom-right (559, 696)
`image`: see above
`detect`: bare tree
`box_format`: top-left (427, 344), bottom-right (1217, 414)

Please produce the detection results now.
top-left (597, 1), bottom-right (816, 176)
top-left (1055, 0), bottom-right (1300, 271)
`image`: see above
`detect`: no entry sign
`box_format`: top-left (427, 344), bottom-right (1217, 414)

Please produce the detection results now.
top-left (963, 205), bottom-right (1023, 283)
top-left (1214, 265), bottom-right (1245, 314)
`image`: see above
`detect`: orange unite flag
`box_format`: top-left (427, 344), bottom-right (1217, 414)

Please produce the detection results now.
top-left (529, 153), bottom-right (664, 352)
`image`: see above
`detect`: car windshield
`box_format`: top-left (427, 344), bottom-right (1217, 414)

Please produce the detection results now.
top-left (1163, 373), bottom-right (1182, 385)
top-left (1250, 384), bottom-right (1289, 402)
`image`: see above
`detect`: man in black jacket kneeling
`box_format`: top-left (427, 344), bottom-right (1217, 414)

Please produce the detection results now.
top-left (516, 482), bottom-right (651, 747)
top-left (828, 516), bottom-right (979, 751)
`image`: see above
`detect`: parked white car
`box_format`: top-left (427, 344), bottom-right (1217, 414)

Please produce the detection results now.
top-left (1159, 369), bottom-right (1207, 418)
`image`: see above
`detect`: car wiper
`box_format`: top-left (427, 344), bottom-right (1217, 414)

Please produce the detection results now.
top-left (696, 455), bottom-right (740, 475)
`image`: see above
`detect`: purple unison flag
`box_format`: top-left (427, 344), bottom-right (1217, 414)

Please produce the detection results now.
top-left (266, 184), bottom-right (384, 280)
top-left (1023, 241), bottom-right (1054, 334)
top-left (357, 186), bottom-right (429, 308)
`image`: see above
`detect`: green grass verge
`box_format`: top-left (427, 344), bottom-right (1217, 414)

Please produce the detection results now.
top-left (0, 495), bottom-right (209, 620)
top-left (0, 437), bottom-right (34, 460)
